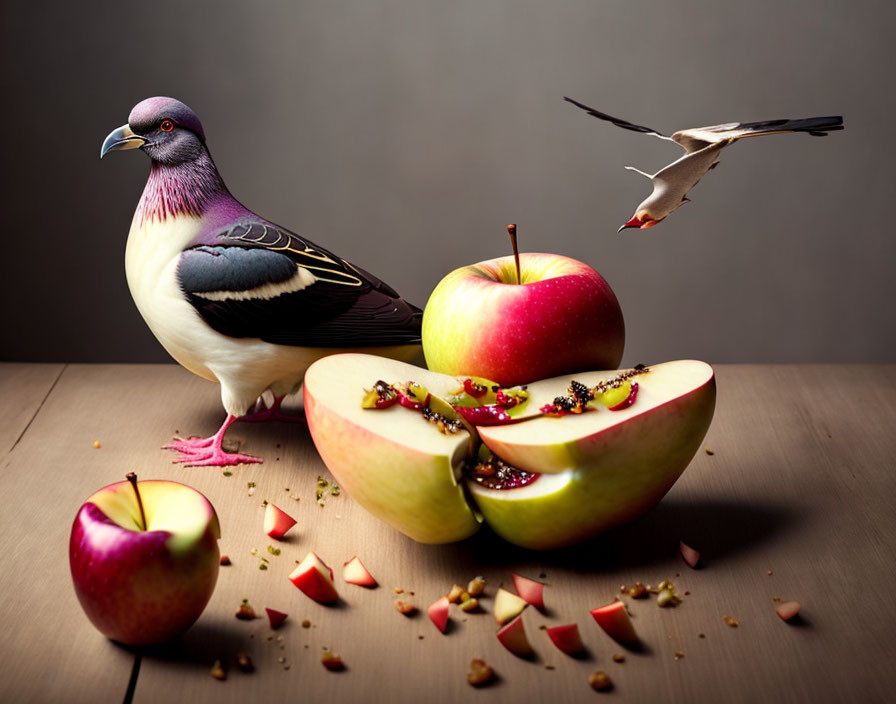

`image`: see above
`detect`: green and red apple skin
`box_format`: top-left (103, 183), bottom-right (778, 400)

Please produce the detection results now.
top-left (422, 253), bottom-right (624, 387)
top-left (69, 479), bottom-right (221, 646)
top-left (303, 354), bottom-right (481, 545)
top-left (471, 361), bottom-right (716, 549)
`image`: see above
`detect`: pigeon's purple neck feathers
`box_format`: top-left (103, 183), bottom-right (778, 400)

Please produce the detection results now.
top-left (137, 150), bottom-right (229, 225)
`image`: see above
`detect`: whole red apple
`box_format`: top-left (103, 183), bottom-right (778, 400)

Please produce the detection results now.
top-left (422, 248), bottom-right (624, 386)
top-left (69, 475), bottom-right (221, 645)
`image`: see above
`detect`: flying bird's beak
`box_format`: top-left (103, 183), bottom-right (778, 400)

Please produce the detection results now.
top-left (100, 124), bottom-right (146, 159)
top-left (618, 215), bottom-right (643, 232)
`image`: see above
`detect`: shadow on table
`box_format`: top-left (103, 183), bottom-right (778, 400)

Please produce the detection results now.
top-left (435, 496), bottom-right (800, 574)
top-left (117, 621), bottom-right (247, 667)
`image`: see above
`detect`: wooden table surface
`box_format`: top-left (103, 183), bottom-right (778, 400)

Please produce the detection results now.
top-left (1, 362), bottom-right (894, 703)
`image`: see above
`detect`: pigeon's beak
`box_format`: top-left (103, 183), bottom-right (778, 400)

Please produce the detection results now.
top-left (617, 215), bottom-right (643, 232)
top-left (100, 124), bottom-right (146, 159)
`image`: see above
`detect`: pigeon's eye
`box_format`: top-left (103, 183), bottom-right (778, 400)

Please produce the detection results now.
top-left (160, 119), bottom-right (174, 132)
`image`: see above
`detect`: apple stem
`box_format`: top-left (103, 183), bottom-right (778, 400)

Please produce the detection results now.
top-left (507, 224), bottom-right (521, 285)
top-left (126, 472), bottom-right (148, 531)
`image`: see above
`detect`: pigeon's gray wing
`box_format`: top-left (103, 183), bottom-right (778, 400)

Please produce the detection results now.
top-left (177, 222), bottom-right (421, 347)
top-left (639, 141), bottom-right (730, 215)
top-left (564, 97), bottom-right (681, 148)
top-left (672, 116), bottom-right (844, 153)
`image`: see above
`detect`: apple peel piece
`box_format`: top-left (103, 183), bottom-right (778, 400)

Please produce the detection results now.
top-left (264, 607), bottom-right (288, 629)
top-left (546, 623), bottom-right (584, 655)
top-left (494, 587), bottom-right (529, 625)
top-left (343, 556), bottom-right (377, 587)
top-left (591, 601), bottom-right (639, 647)
top-left (264, 503), bottom-right (297, 540)
top-left (496, 614), bottom-right (533, 657)
top-left (776, 601), bottom-right (801, 622)
top-left (428, 596), bottom-right (450, 633)
top-left (289, 552), bottom-right (339, 604)
top-left (511, 573), bottom-right (545, 609)
top-left (679, 540), bottom-right (701, 568)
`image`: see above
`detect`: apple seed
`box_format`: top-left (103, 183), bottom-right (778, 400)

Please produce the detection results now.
top-left (467, 577), bottom-right (486, 597)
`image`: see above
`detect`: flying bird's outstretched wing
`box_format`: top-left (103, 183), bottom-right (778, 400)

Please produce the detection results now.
top-left (563, 96), bottom-right (681, 148)
top-left (177, 221), bottom-right (422, 347)
top-left (671, 116), bottom-right (844, 152)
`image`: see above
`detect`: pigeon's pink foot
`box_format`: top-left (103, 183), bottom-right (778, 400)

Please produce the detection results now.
top-left (240, 395), bottom-right (306, 424)
top-left (163, 414), bottom-right (263, 468)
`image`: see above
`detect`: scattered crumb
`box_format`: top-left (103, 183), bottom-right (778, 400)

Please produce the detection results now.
top-left (302, 620), bottom-right (311, 628)
top-left (620, 585), bottom-right (627, 593)
top-left (222, 470), bottom-right (233, 477)
top-left (539, 572), bottom-right (547, 579)
top-left (467, 577), bottom-right (486, 596)
top-left (612, 654), bottom-right (625, 663)
top-left (698, 633), bottom-right (706, 639)
top-left (545, 665), bottom-right (555, 670)
top-left (394, 588), bottom-right (404, 594)
top-left (267, 545), bottom-right (281, 556)
top-left (629, 583), bottom-right (647, 599)
top-left (93, 441), bottom-right (101, 449)
top-left (395, 600), bottom-right (417, 616)
top-left (723, 615), bottom-right (739, 628)
top-left (210, 660), bottom-right (226, 680)
top-left (767, 570), bottom-right (774, 576)
top-left (321, 651), bottom-right (344, 671)
top-left (418, 635), bottom-right (424, 640)
top-left (667, 635), bottom-right (674, 640)
top-left (772, 595), bottom-right (782, 602)
top-left (290, 495), bottom-right (300, 501)
top-left (219, 555), bottom-right (231, 566)
top-left (705, 448), bottom-right (715, 455)
top-left (588, 671), bottom-right (613, 692)
top-left (467, 659), bottom-right (495, 687)
top-left (236, 652), bottom-right (254, 673)
top-left (236, 599), bottom-right (257, 620)
top-left (277, 657), bottom-right (285, 664)
top-left (538, 624), bottom-right (547, 630)
top-left (674, 651), bottom-right (685, 661)
top-left (459, 598), bottom-right (480, 613)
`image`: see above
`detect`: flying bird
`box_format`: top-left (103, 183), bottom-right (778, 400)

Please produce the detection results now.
top-left (101, 97), bottom-right (422, 467)
top-left (564, 96), bottom-right (844, 231)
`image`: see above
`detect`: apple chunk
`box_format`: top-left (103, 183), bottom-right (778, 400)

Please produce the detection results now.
top-left (546, 624), bottom-right (585, 655)
top-left (494, 587), bottom-right (529, 625)
top-left (468, 361), bottom-right (715, 549)
top-left (304, 354), bottom-right (481, 544)
top-left (289, 552), bottom-right (339, 604)
top-left (264, 503), bottom-right (296, 540)
top-left (343, 556), bottom-right (377, 587)
top-left (511, 574), bottom-right (545, 609)
top-left (591, 601), bottom-right (639, 646)
top-left (496, 614), bottom-right (534, 657)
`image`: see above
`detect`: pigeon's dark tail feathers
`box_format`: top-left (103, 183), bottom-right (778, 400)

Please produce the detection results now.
top-left (738, 115), bottom-right (844, 137)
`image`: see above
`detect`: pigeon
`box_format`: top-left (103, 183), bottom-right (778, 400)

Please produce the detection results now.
top-left (564, 96), bottom-right (843, 231)
top-left (101, 97), bottom-right (422, 467)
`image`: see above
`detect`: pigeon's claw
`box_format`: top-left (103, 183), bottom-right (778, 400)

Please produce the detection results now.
top-left (239, 395), bottom-right (307, 424)
top-left (167, 439), bottom-right (263, 468)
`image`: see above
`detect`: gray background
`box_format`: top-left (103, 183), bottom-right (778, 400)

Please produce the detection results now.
top-left (3, 0), bottom-right (894, 365)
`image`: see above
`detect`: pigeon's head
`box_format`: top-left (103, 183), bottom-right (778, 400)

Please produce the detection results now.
top-left (101, 97), bottom-right (207, 165)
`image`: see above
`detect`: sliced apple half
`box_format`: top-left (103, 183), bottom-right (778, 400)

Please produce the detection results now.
top-left (304, 354), bottom-right (482, 544)
top-left (468, 360), bottom-right (715, 549)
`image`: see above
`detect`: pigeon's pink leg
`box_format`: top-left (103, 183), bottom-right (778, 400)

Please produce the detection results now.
top-left (164, 414), bottom-right (263, 467)
top-left (239, 395), bottom-right (306, 424)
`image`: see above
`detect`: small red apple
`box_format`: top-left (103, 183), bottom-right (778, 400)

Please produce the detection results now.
top-left (289, 552), bottom-right (339, 604)
top-left (69, 474), bottom-right (220, 645)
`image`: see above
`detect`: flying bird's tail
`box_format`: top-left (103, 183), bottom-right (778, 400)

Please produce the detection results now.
top-left (731, 115), bottom-right (844, 138)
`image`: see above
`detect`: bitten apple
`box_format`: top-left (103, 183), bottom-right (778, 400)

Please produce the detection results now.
top-left (69, 475), bottom-right (221, 645)
top-left (422, 249), bottom-right (624, 387)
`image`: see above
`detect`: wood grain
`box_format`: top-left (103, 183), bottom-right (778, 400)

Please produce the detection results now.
top-left (0, 363), bottom-right (894, 703)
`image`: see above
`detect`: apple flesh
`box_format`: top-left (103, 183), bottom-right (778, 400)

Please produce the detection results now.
top-left (494, 587), bottom-right (529, 625)
top-left (469, 360), bottom-right (715, 549)
top-left (343, 556), bottom-right (377, 587)
top-left (511, 574), bottom-right (545, 609)
top-left (264, 503), bottom-right (296, 540)
top-left (289, 552), bottom-right (339, 604)
top-left (304, 354), bottom-right (481, 544)
top-left (69, 479), bottom-right (220, 645)
top-left (496, 614), bottom-right (534, 657)
top-left (591, 601), bottom-right (639, 647)
top-left (422, 253), bottom-right (624, 387)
